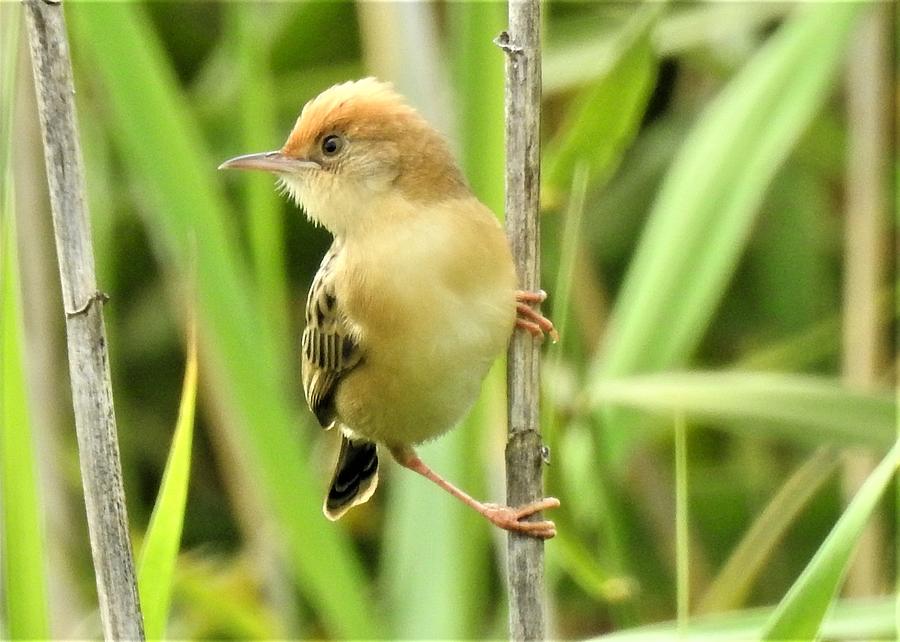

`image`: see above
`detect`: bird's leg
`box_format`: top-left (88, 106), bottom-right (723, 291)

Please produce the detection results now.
top-left (515, 289), bottom-right (559, 343)
top-left (389, 445), bottom-right (559, 539)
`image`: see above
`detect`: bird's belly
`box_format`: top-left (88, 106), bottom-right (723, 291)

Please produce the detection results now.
top-left (330, 208), bottom-right (516, 445)
top-left (334, 290), bottom-right (512, 445)
top-left (336, 352), bottom-right (490, 445)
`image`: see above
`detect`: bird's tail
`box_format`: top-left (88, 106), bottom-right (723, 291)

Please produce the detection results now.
top-left (323, 434), bottom-right (379, 521)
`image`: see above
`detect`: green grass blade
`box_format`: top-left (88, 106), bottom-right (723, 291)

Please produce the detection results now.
top-left (736, 290), bottom-right (892, 372)
top-left (543, 6), bottom-right (659, 200)
top-left (448, 0), bottom-right (505, 216)
top-left (543, 2), bottom-right (661, 95)
top-left (380, 415), bottom-right (490, 638)
top-left (0, 7), bottom-right (50, 635)
top-left (175, 555), bottom-right (285, 639)
top-left (229, 4), bottom-right (291, 383)
top-left (674, 414), bottom-right (689, 634)
top-left (760, 440), bottom-right (899, 641)
top-left (549, 162), bottom-right (590, 349)
top-left (545, 165), bottom-right (643, 628)
top-left (138, 321), bottom-right (197, 640)
top-left (588, 372), bottom-right (895, 449)
top-left (1, 162), bottom-right (51, 642)
top-left (592, 595), bottom-right (895, 642)
top-left (735, 315), bottom-right (842, 372)
top-left (550, 528), bottom-right (636, 605)
top-left (593, 3), bottom-right (863, 462)
top-left (0, 1), bottom-right (19, 183)
top-left (697, 447), bottom-right (840, 615)
top-left (653, 3), bottom-right (793, 57)
top-left (66, 5), bottom-right (381, 637)
top-left (541, 10), bottom-right (658, 624)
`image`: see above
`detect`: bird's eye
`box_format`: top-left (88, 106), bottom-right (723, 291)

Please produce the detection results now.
top-left (321, 134), bottom-right (344, 156)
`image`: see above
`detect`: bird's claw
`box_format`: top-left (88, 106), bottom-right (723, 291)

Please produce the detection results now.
top-left (515, 290), bottom-right (559, 343)
top-left (517, 289), bottom-right (548, 304)
top-left (481, 497), bottom-right (561, 539)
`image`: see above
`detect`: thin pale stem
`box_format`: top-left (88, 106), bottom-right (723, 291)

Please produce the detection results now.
top-left (24, 1), bottom-right (144, 638)
top-left (500, 0), bottom-right (548, 638)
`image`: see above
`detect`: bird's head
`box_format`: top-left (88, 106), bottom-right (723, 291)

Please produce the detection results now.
top-left (219, 77), bottom-right (468, 236)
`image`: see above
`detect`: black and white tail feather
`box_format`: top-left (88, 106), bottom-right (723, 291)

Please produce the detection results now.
top-left (324, 434), bottom-right (379, 520)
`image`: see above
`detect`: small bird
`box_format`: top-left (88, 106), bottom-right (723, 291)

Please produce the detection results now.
top-left (220, 78), bottom-right (559, 538)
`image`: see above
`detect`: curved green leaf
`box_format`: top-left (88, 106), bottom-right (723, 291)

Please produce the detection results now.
top-left (1, 7), bottom-right (49, 635)
top-left (588, 372), bottom-right (895, 449)
top-left (761, 440), bottom-right (899, 640)
top-left (592, 596), bottom-right (895, 642)
top-left (697, 447), bottom-right (840, 614)
top-left (138, 322), bottom-right (197, 640)
top-left (229, 4), bottom-right (291, 383)
top-left (543, 6), bottom-right (659, 199)
top-left (1, 163), bottom-right (50, 642)
top-left (593, 3), bottom-right (863, 462)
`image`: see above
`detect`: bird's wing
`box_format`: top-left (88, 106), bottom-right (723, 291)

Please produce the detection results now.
top-left (301, 241), bottom-right (362, 428)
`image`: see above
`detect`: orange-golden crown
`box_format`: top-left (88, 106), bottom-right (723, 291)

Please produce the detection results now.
top-left (282, 78), bottom-right (421, 156)
top-left (280, 78), bottom-right (468, 203)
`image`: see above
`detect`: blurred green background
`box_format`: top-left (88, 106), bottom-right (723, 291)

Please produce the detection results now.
top-left (2, 1), bottom-right (897, 640)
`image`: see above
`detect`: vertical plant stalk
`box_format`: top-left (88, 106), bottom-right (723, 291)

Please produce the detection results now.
top-left (841, 3), bottom-right (893, 597)
top-left (23, 1), bottom-right (144, 639)
top-left (674, 414), bottom-right (689, 633)
top-left (499, 1), bottom-right (547, 639)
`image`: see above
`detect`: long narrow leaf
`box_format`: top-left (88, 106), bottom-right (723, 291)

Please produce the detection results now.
top-left (588, 372), bottom-right (895, 449)
top-left (543, 5), bottom-right (659, 198)
top-left (549, 163), bottom-right (590, 349)
top-left (593, 596), bottom-right (895, 642)
top-left (593, 3), bottom-right (863, 462)
top-left (0, 7), bottom-right (50, 635)
top-left (550, 528), bottom-right (636, 605)
top-left (760, 440), bottom-right (899, 641)
top-left (697, 447), bottom-right (840, 614)
top-left (138, 320), bottom-right (198, 640)
top-left (1, 165), bottom-right (50, 642)
top-left (229, 4), bottom-right (291, 384)
top-left (674, 414), bottom-right (689, 632)
top-left (174, 555), bottom-right (285, 639)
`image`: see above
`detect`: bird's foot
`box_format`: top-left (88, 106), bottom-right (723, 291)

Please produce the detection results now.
top-left (480, 497), bottom-right (561, 539)
top-left (515, 290), bottom-right (559, 343)
top-left (392, 446), bottom-right (560, 539)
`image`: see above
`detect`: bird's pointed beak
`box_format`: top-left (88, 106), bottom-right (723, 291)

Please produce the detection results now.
top-left (218, 151), bottom-right (320, 173)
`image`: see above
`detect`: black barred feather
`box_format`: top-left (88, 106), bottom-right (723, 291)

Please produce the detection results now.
top-left (300, 240), bottom-right (362, 428)
top-left (323, 435), bottom-right (379, 520)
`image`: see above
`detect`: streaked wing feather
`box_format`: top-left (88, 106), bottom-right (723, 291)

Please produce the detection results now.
top-left (301, 241), bottom-right (361, 427)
